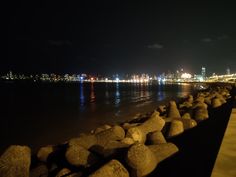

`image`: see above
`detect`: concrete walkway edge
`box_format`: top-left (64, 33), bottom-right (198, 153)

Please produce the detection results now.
top-left (211, 108), bottom-right (236, 177)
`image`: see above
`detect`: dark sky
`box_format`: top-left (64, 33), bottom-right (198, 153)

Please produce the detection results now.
top-left (7, 0), bottom-right (236, 75)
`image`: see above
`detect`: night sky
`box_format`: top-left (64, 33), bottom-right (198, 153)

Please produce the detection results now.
top-left (7, 0), bottom-right (236, 75)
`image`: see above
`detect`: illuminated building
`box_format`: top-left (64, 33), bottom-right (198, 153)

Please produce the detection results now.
top-left (201, 67), bottom-right (206, 80)
top-left (226, 68), bottom-right (230, 75)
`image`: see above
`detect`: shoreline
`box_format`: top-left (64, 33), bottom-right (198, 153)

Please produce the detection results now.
top-left (0, 82), bottom-right (195, 154)
top-left (0, 83), bottom-right (235, 177)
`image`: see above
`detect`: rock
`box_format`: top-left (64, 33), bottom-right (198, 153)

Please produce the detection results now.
top-left (30, 164), bottom-right (48, 177)
top-left (69, 126), bottom-right (125, 157)
top-left (193, 103), bottom-right (209, 122)
top-left (187, 95), bottom-right (194, 104)
top-left (157, 105), bottom-right (166, 114)
top-left (126, 143), bottom-right (157, 177)
top-left (195, 96), bottom-right (205, 103)
top-left (168, 120), bottom-right (184, 137)
top-left (182, 113), bottom-right (191, 119)
top-left (192, 101), bottom-right (208, 109)
top-left (96, 125), bottom-right (125, 147)
top-left (204, 97), bottom-right (212, 105)
top-left (56, 168), bottom-right (71, 177)
top-left (0, 145), bottom-right (31, 177)
top-left (69, 125), bottom-right (125, 153)
top-left (65, 145), bottom-right (97, 167)
top-left (212, 98), bottom-right (222, 108)
top-left (173, 118), bottom-right (197, 130)
top-left (89, 159), bottom-right (129, 177)
top-left (179, 101), bottom-right (192, 109)
top-left (126, 111), bottom-right (165, 143)
top-left (122, 123), bottom-right (140, 130)
top-left (69, 135), bottom-right (97, 149)
top-left (126, 143), bottom-right (179, 177)
top-left (216, 93), bottom-right (227, 103)
top-left (55, 168), bottom-right (82, 177)
top-left (94, 124), bottom-right (112, 134)
top-left (167, 101), bottom-right (181, 118)
top-left (91, 138), bottom-right (132, 158)
top-left (37, 145), bottom-right (54, 162)
top-left (121, 138), bottom-right (135, 145)
top-left (94, 127), bottom-right (105, 134)
top-left (148, 143), bottom-right (179, 163)
top-left (148, 131), bottom-right (166, 144)
top-left (104, 140), bottom-right (132, 149)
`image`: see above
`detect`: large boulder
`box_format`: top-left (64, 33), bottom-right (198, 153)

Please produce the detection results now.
top-left (204, 96), bottom-right (212, 105)
top-left (148, 143), bottom-right (179, 163)
top-left (182, 112), bottom-right (191, 119)
top-left (0, 145), bottom-right (31, 177)
top-left (215, 93), bottom-right (227, 104)
top-left (126, 111), bottom-right (165, 143)
top-left (187, 95), bottom-right (194, 104)
top-left (55, 168), bottom-right (82, 177)
top-left (69, 135), bottom-right (97, 149)
top-left (173, 118), bottom-right (197, 130)
top-left (126, 143), bottom-right (157, 177)
top-left (179, 101), bottom-right (192, 109)
top-left (168, 120), bottom-right (184, 138)
top-left (122, 123), bottom-right (140, 130)
top-left (126, 143), bottom-right (179, 177)
top-left (37, 145), bottom-right (54, 162)
top-left (193, 102), bottom-right (209, 122)
top-left (65, 144), bottom-right (97, 167)
top-left (157, 105), bottom-right (166, 115)
top-left (167, 101), bottom-right (181, 118)
top-left (195, 96), bottom-right (205, 103)
top-left (93, 124), bottom-right (112, 134)
top-left (56, 168), bottom-right (71, 177)
top-left (95, 125), bottom-right (125, 147)
top-left (211, 98), bottom-right (222, 108)
top-left (89, 159), bottom-right (129, 177)
top-left (148, 131), bottom-right (166, 144)
top-left (68, 125), bottom-right (125, 156)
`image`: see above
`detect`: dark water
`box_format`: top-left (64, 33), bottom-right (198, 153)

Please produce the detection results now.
top-left (0, 81), bottom-right (194, 153)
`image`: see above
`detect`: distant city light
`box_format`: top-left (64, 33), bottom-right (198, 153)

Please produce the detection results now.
top-left (1, 70), bottom-right (235, 83)
top-left (115, 77), bottom-right (119, 82)
top-left (181, 73), bottom-right (192, 79)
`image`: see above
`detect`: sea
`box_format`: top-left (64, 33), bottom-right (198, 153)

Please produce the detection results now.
top-left (0, 81), bottom-right (195, 153)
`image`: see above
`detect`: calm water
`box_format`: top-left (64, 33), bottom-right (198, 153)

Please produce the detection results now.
top-left (0, 81), bottom-right (194, 153)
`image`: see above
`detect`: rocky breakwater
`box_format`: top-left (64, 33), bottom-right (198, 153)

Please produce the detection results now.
top-left (0, 84), bottom-right (233, 177)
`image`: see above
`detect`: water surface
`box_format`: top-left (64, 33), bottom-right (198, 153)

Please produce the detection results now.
top-left (0, 81), bottom-right (193, 153)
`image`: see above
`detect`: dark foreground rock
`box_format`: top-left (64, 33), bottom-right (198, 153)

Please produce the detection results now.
top-left (0, 145), bottom-right (31, 177)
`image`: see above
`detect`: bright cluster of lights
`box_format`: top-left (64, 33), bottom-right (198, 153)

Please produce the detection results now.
top-left (181, 73), bottom-right (192, 79)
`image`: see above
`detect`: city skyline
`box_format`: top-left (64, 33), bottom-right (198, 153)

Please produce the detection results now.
top-left (2, 68), bottom-right (236, 83)
top-left (7, 1), bottom-right (236, 75)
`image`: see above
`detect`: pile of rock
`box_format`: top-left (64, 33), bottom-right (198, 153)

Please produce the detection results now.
top-left (0, 85), bottom-right (232, 177)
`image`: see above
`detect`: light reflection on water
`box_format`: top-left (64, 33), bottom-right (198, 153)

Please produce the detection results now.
top-left (78, 82), bottom-right (193, 112)
top-left (177, 83), bottom-right (191, 98)
top-left (157, 84), bottom-right (165, 101)
top-left (115, 83), bottom-right (120, 107)
top-left (79, 83), bottom-right (85, 107)
top-left (90, 83), bottom-right (96, 111)
top-left (0, 81), bottom-right (195, 153)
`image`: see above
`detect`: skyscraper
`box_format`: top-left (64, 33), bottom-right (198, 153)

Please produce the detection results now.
top-left (201, 67), bottom-right (206, 79)
top-left (226, 68), bottom-right (230, 75)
